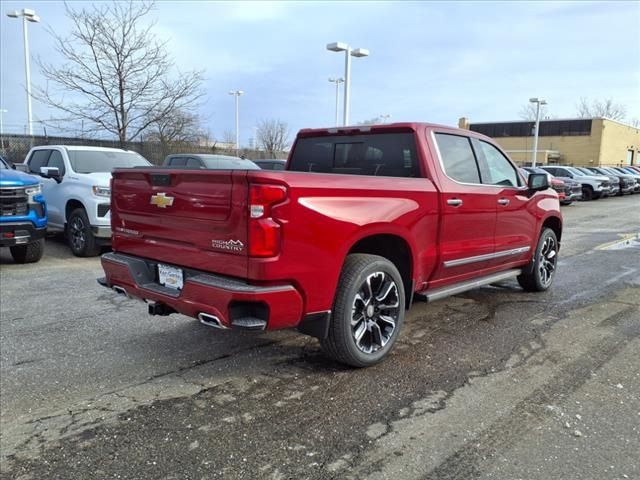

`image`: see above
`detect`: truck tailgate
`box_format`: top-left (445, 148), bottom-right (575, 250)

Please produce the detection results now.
top-left (110, 168), bottom-right (249, 278)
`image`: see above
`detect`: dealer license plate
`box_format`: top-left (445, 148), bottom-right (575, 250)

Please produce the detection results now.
top-left (158, 264), bottom-right (183, 290)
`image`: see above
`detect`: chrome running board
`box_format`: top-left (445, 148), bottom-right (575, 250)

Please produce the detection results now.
top-left (421, 269), bottom-right (521, 302)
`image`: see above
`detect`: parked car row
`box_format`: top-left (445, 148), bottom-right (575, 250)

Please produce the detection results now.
top-left (539, 165), bottom-right (640, 201)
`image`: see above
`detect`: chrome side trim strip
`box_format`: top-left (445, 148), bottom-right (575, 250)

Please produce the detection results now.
top-left (444, 246), bottom-right (531, 268)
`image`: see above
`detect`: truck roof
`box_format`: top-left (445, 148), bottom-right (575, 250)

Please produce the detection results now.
top-left (297, 122), bottom-right (455, 136)
top-left (30, 145), bottom-right (135, 153)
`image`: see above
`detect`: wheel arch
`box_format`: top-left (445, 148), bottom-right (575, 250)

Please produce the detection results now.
top-left (346, 233), bottom-right (414, 306)
top-left (542, 215), bottom-right (562, 244)
top-left (65, 198), bottom-right (86, 222)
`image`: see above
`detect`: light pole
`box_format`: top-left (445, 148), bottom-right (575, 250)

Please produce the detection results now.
top-left (0, 109), bottom-right (7, 146)
top-left (529, 97), bottom-right (547, 167)
top-left (228, 90), bottom-right (243, 151)
top-left (6, 9), bottom-right (40, 137)
top-left (326, 42), bottom-right (369, 126)
top-left (328, 77), bottom-right (344, 127)
top-left (379, 114), bottom-right (391, 123)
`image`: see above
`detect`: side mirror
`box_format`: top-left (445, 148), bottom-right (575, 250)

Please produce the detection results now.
top-left (14, 163), bottom-right (28, 173)
top-left (41, 166), bottom-right (62, 182)
top-left (528, 172), bottom-right (549, 191)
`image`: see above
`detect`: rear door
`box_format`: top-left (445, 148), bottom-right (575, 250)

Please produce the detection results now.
top-left (427, 131), bottom-right (497, 286)
top-left (473, 139), bottom-right (537, 268)
top-left (111, 169), bottom-right (250, 278)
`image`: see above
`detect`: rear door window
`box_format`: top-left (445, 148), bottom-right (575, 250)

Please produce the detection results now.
top-left (28, 149), bottom-right (51, 173)
top-left (434, 133), bottom-right (480, 184)
top-left (288, 133), bottom-right (421, 177)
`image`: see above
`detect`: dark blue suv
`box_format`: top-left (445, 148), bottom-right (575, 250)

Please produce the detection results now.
top-left (0, 155), bottom-right (47, 263)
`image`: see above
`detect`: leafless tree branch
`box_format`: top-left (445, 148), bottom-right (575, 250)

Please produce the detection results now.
top-left (35, 0), bottom-right (204, 145)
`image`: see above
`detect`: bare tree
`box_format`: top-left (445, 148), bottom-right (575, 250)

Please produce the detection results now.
top-left (576, 97), bottom-right (626, 120)
top-left (144, 109), bottom-right (203, 156)
top-left (36, 1), bottom-right (203, 146)
top-left (222, 130), bottom-right (237, 147)
top-left (357, 117), bottom-right (383, 125)
top-left (518, 103), bottom-right (550, 121)
top-left (256, 119), bottom-right (290, 157)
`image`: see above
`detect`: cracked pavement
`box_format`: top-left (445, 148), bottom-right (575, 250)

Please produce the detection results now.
top-left (1, 195), bottom-right (639, 479)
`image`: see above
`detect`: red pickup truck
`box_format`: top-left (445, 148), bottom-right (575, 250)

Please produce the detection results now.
top-left (99, 123), bottom-right (562, 367)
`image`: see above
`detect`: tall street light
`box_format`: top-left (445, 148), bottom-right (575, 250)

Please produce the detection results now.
top-left (228, 90), bottom-right (243, 151)
top-left (529, 97), bottom-right (547, 168)
top-left (328, 77), bottom-right (344, 127)
top-left (0, 109), bottom-right (7, 146)
top-left (6, 8), bottom-right (40, 137)
top-left (326, 42), bottom-right (369, 126)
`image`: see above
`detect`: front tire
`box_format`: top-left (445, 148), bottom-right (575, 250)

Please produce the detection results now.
top-left (67, 208), bottom-right (100, 257)
top-left (517, 228), bottom-right (559, 292)
top-left (321, 254), bottom-right (405, 367)
top-left (10, 238), bottom-right (44, 263)
top-left (581, 186), bottom-right (594, 201)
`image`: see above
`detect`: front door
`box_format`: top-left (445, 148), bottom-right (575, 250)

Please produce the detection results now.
top-left (473, 139), bottom-right (537, 268)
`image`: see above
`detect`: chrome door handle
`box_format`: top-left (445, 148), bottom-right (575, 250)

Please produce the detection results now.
top-left (447, 198), bottom-right (463, 207)
top-left (498, 198), bottom-right (510, 205)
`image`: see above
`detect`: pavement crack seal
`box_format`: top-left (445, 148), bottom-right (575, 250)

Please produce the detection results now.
top-left (0, 338), bottom-right (284, 462)
top-left (421, 325), bottom-right (638, 480)
top-left (351, 289), bottom-right (639, 480)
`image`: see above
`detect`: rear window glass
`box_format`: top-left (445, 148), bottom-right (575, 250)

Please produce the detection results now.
top-left (288, 133), bottom-right (421, 177)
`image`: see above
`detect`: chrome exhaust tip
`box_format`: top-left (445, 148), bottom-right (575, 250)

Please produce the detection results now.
top-left (113, 285), bottom-right (127, 296)
top-left (198, 312), bottom-right (228, 329)
top-left (112, 285), bottom-right (146, 303)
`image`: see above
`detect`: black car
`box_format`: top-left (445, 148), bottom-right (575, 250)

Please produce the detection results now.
top-left (163, 154), bottom-right (259, 170)
top-left (254, 159), bottom-right (286, 170)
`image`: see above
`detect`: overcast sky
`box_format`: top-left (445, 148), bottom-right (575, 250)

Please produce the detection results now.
top-left (1, 0), bottom-right (639, 145)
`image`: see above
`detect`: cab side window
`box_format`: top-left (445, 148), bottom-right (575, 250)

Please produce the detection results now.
top-left (476, 141), bottom-right (521, 187)
top-left (28, 150), bottom-right (51, 174)
top-left (47, 150), bottom-right (66, 176)
top-left (168, 157), bottom-right (186, 167)
top-left (434, 133), bottom-right (481, 184)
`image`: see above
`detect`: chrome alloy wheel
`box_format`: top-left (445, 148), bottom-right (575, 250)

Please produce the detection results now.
top-left (70, 216), bottom-right (86, 251)
top-left (538, 235), bottom-right (557, 287)
top-left (351, 272), bottom-right (401, 354)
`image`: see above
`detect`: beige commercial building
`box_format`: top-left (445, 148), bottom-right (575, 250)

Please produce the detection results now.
top-left (459, 117), bottom-right (640, 167)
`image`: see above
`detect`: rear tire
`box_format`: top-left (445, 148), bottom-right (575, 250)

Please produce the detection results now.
top-left (67, 208), bottom-right (100, 257)
top-left (10, 238), bottom-right (44, 263)
top-left (321, 254), bottom-right (405, 367)
top-left (517, 228), bottom-right (558, 292)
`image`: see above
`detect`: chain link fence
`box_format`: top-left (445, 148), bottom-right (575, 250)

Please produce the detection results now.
top-left (0, 134), bottom-right (286, 166)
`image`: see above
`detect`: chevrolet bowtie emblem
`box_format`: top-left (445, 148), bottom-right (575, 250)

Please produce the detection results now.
top-left (150, 192), bottom-right (174, 208)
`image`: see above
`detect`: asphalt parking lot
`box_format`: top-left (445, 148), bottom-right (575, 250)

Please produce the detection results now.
top-left (1, 195), bottom-right (639, 480)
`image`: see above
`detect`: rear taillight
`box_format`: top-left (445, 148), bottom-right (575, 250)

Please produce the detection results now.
top-left (248, 184), bottom-right (287, 257)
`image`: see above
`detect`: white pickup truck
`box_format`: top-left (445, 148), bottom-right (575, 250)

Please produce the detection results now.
top-left (22, 146), bottom-right (150, 256)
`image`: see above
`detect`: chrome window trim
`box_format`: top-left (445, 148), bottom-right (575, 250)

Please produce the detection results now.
top-left (443, 246), bottom-right (531, 268)
top-left (430, 130), bottom-right (526, 191)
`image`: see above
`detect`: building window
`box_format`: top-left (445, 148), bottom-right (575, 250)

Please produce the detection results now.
top-left (627, 150), bottom-right (634, 165)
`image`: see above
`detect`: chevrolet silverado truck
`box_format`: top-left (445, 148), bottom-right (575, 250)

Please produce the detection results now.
top-left (99, 123), bottom-right (562, 367)
top-left (22, 146), bottom-right (150, 256)
top-left (0, 155), bottom-right (47, 263)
